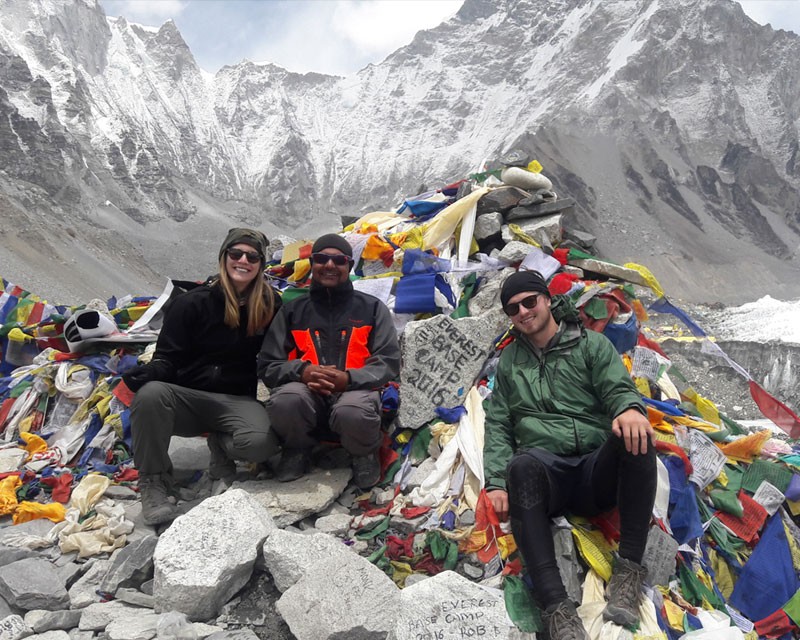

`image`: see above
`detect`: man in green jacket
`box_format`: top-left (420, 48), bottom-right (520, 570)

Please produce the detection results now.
top-left (484, 271), bottom-right (656, 640)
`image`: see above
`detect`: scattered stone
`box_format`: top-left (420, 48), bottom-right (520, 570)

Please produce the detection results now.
top-left (347, 540), bottom-right (368, 555)
top-left (68, 631), bottom-right (93, 640)
top-left (0, 558), bottom-right (69, 612)
top-left (0, 520), bottom-right (53, 545)
top-left (206, 630), bottom-right (259, 640)
top-left (69, 558), bottom-right (111, 609)
top-left (24, 609), bottom-right (81, 633)
top-left (459, 509), bottom-right (475, 526)
top-left (518, 188), bottom-right (556, 207)
top-left (497, 241), bottom-right (536, 264)
top-left (473, 212), bottom-right (503, 242)
top-left (389, 514), bottom-right (428, 535)
top-left (278, 553), bottom-right (399, 640)
top-left (168, 436), bottom-right (210, 472)
top-left (460, 561), bottom-right (483, 580)
top-left (455, 181), bottom-right (473, 200)
top-left (569, 258), bottom-right (650, 287)
top-left (0, 595), bottom-right (13, 620)
top-left (404, 574), bottom-right (428, 588)
top-left (99, 535), bottom-right (158, 596)
top-left (262, 530), bottom-right (354, 592)
top-left (467, 269), bottom-right (515, 320)
top-left (105, 612), bottom-right (159, 640)
top-left (0, 545), bottom-right (39, 567)
top-left (0, 615), bottom-right (29, 640)
top-left (505, 196), bottom-right (573, 221)
top-left (235, 468), bottom-right (351, 527)
top-left (78, 601), bottom-right (140, 631)
top-left (406, 458), bottom-right (436, 489)
top-left (55, 562), bottom-right (83, 591)
top-left (27, 631), bottom-right (69, 640)
top-left (153, 489), bottom-right (275, 621)
top-left (510, 214), bottom-right (563, 248)
top-left (312, 513), bottom-right (352, 537)
top-left (140, 580), bottom-right (153, 596)
top-left (476, 187), bottom-right (531, 215)
top-left (190, 622), bottom-right (223, 639)
top-left (114, 588), bottom-right (154, 609)
top-left (391, 571), bottom-right (514, 640)
top-left (336, 486), bottom-right (359, 510)
top-left (372, 487), bottom-right (395, 506)
top-left (399, 315), bottom-right (497, 429)
top-left (499, 167), bottom-right (553, 192)
top-left (563, 227), bottom-right (597, 250)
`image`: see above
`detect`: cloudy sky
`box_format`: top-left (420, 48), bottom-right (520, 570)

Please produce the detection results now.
top-left (99, 0), bottom-right (800, 76)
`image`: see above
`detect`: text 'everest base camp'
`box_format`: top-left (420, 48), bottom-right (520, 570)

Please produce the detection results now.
top-left (1, 1), bottom-right (800, 640)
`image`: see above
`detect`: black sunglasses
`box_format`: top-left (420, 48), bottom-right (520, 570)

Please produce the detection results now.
top-left (503, 294), bottom-right (542, 317)
top-left (311, 252), bottom-right (353, 267)
top-left (226, 248), bottom-right (263, 264)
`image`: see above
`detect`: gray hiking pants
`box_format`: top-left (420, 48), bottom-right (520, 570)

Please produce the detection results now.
top-left (131, 381), bottom-right (277, 476)
top-left (266, 382), bottom-right (382, 456)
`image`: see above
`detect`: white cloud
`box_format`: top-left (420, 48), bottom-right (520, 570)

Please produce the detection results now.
top-left (247, 0), bottom-right (461, 75)
top-left (101, 0), bottom-right (188, 23)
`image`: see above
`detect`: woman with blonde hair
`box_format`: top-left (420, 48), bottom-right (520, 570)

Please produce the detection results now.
top-left (123, 228), bottom-right (280, 525)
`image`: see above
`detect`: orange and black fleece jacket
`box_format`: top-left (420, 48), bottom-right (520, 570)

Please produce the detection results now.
top-left (258, 280), bottom-right (400, 391)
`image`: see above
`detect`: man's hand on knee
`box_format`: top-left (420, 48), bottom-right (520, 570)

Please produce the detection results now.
top-left (612, 408), bottom-right (654, 455)
top-left (487, 489), bottom-right (509, 522)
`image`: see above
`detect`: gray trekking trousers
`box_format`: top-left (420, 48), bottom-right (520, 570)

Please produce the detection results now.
top-left (131, 381), bottom-right (277, 476)
top-left (266, 382), bottom-right (382, 456)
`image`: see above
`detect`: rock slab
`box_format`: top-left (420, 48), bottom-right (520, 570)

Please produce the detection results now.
top-left (262, 529), bottom-right (354, 592)
top-left (277, 552), bottom-right (399, 639)
top-left (399, 315), bottom-right (496, 429)
top-left (153, 489), bottom-right (276, 621)
top-left (0, 558), bottom-right (69, 612)
top-left (390, 571), bottom-right (514, 640)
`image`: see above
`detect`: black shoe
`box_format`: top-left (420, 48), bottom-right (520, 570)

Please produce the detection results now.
top-left (603, 556), bottom-right (646, 630)
top-left (207, 433), bottom-right (237, 482)
top-left (138, 474), bottom-right (178, 526)
top-left (543, 600), bottom-right (589, 640)
top-left (275, 448), bottom-right (311, 482)
top-left (352, 453), bottom-right (381, 491)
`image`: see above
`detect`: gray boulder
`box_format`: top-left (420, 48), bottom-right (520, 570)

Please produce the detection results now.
top-left (105, 612), bottom-right (159, 640)
top-left (153, 489), bottom-right (275, 621)
top-left (476, 187), bottom-right (531, 215)
top-left (506, 197), bottom-right (574, 221)
top-left (262, 529), bottom-right (355, 592)
top-left (68, 558), bottom-right (110, 609)
top-left (277, 553), bottom-right (399, 640)
top-left (0, 559), bottom-right (69, 612)
top-left (78, 601), bottom-right (140, 631)
top-left (0, 615), bottom-right (29, 640)
top-left (23, 609), bottom-right (81, 634)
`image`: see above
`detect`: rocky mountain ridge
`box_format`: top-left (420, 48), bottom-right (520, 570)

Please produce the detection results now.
top-left (0, 0), bottom-right (799, 304)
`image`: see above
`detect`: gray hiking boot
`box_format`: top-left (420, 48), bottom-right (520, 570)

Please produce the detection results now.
top-left (138, 474), bottom-right (178, 526)
top-left (352, 452), bottom-right (381, 491)
top-left (603, 556), bottom-right (647, 629)
top-left (275, 448), bottom-right (311, 482)
top-left (543, 600), bottom-right (589, 640)
top-left (207, 432), bottom-right (237, 482)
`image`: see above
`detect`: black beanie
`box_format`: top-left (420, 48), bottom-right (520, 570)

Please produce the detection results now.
top-left (311, 233), bottom-right (353, 258)
top-left (500, 270), bottom-right (550, 307)
top-left (219, 228), bottom-right (268, 262)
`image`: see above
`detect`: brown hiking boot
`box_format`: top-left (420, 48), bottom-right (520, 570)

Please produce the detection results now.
top-left (543, 600), bottom-right (589, 640)
top-left (603, 556), bottom-right (647, 629)
top-left (138, 474), bottom-right (178, 526)
top-left (352, 452), bottom-right (381, 491)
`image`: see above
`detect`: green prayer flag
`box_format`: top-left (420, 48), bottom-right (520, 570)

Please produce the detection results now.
top-left (356, 516), bottom-right (390, 540)
top-left (782, 587), bottom-right (800, 627)
top-left (503, 575), bottom-right (542, 633)
top-left (583, 297), bottom-right (608, 320)
top-left (410, 428), bottom-right (433, 464)
top-left (451, 272), bottom-right (478, 319)
top-left (742, 459), bottom-right (793, 494)
top-left (709, 489), bottom-right (744, 518)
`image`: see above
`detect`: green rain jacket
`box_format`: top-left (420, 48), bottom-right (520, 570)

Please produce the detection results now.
top-left (483, 296), bottom-right (645, 491)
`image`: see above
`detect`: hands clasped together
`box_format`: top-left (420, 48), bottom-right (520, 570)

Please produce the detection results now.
top-left (301, 364), bottom-right (348, 395)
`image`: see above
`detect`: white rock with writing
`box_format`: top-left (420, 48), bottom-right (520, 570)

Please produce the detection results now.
top-left (390, 571), bottom-right (515, 640)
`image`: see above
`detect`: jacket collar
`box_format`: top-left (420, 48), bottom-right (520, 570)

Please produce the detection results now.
top-left (310, 279), bottom-right (354, 305)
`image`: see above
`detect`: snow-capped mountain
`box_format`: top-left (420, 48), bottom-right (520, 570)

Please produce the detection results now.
top-left (0, 0), bottom-right (799, 303)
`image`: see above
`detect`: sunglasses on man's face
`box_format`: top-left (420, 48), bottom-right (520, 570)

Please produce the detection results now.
top-left (311, 252), bottom-right (353, 267)
top-left (503, 294), bottom-right (542, 317)
top-left (226, 248), bottom-right (263, 264)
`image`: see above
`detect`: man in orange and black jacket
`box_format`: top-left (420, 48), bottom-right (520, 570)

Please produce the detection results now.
top-left (258, 233), bottom-right (400, 490)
